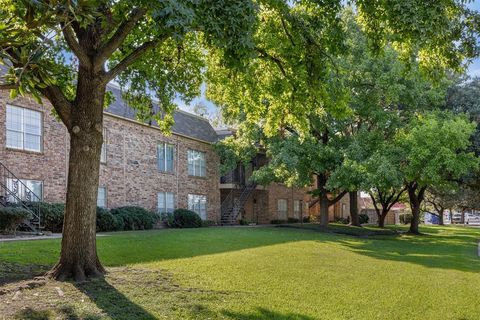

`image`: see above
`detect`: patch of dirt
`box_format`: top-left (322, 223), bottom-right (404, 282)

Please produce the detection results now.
top-left (0, 262), bottom-right (50, 286)
top-left (0, 266), bottom-right (231, 319)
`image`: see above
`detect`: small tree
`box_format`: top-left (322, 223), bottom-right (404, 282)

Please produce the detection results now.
top-left (398, 112), bottom-right (478, 234)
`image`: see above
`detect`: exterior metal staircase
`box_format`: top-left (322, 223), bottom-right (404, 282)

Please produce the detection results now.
top-left (220, 182), bottom-right (257, 225)
top-left (0, 161), bottom-right (42, 233)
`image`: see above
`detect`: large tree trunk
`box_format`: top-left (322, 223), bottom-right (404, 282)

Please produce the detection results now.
top-left (438, 209), bottom-right (444, 226)
top-left (409, 204), bottom-right (421, 234)
top-left (48, 71), bottom-right (106, 281)
top-left (407, 182), bottom-right (425, 235)
top-left (349, 191), bottom-right (361, 227)
top-left (378, 210), bottom-right (388, 228)
top-left (319, 192), bottom-right (329, 227)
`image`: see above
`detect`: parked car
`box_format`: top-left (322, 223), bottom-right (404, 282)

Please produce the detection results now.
top-left (452, 213), bottom-right (463, 224)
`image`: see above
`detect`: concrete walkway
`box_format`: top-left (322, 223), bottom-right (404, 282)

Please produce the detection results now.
top-left (0, 233), bottom-right (111, 242)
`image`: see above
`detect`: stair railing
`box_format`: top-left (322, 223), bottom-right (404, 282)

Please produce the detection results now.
top-left (0, 161), bottom-right (41, 230)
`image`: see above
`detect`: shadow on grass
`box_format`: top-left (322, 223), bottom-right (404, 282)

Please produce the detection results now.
top-left (331, 227), bottom-right (480, 273)
top-left (74, 277), bottom-right (156, 320)
top-left (222, 307), bottom-right (315, 320)
top-left (0, 262), bottom-right (49, 286)
top-left (15, 306), bottom-right (101, 320)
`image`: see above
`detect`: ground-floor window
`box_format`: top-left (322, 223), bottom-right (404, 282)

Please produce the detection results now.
top-left (6, 178), bottom-right (42, 202)
top-left (294, 200), bottom-right (301, 219)
top-left (97, 187), bottom-right (107, 208)
top-left (188, 194), bottom-right (207, 220)
top-left (277, 199), bottom-right (287, 220)
top-left (158, 192), bottom-right (175, 214)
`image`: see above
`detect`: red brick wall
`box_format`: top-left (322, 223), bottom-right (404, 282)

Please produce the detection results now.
top-left (0, 92), bottom-right (221, 221)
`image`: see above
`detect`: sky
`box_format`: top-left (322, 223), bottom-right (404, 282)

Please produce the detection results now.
top-left (177, 1), bottom-right (480, 117)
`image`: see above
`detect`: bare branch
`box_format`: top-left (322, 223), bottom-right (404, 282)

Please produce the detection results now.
top-left (40, 86), bottom-right (72, 128)
top-left (61, 23), bottom-right (92, 68)
top-left (96, 7), bottom-right (147, 65)
top-left (103, 36), bottom-right (167, 83)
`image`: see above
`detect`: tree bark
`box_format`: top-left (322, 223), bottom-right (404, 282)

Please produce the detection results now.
top-left (319, 191), bottom-right (329, 226)
top-left (349, 191), bottom-right (361, 227)
top-left (378, 210), bottom-right (388, 228)
top-left (48, 69), bottom-right (106, 281)
top-left (438, 209), bottom-right (444, 226)
top-left (407, 182), bottom-right (426, 235)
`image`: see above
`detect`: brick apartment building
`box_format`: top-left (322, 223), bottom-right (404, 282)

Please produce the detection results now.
top-left (0, 85), bottom-right (352, 225)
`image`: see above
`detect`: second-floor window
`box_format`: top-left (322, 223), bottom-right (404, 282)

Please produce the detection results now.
top-left (6, 105), bottom-right (42, 152)
top-left (188, 149), bottom-right (206, 177)
top-left (158, 143), bottom-right (174, 172)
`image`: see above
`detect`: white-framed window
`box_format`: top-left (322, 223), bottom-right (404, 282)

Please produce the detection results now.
top-left (158, 192), bottom-right (175, 213)
top-left (100, 128), bottom-right (107, 164)
top-left (157, 143), bottom-right (174, 172)
top-left (188, 194), bottom-right (207, 219)
top-left (6, 105), bottom-right (42, 152)
top-left (294, 200), bottom-right (301, 219)
top-left (277, 199), bottom-right (287, 220)
top-left (6, 178), bottom-right (42, 202)
top-left (342, 203), bottom-right (347, 216)
top-left (188, 149), bottom-right (206, 177)
top-left (97, 187), bottom-right (107, 208)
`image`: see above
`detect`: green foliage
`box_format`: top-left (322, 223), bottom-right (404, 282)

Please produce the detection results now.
top-left (0, 0), bottom-right (258, 129)
top-left (270, 219), bottom-right (287, 224)
top-left (359, 213), bottom-right (369, 225)
top-left (0, 207), bottom-right (32, 232)
top-left (400, 213), bottom-right (413, 225)
top-left (335, 217), bottom-right (349, 224)
top-left (398, 112), bottom-right (478, 189)
top-left (96, 207), bottom-right (117, 232)
top-left (287, 217), bottom-right (300, 223)
top-left (201, 220), bottom-right (217, 227)
top-left (169, 209), bottom-right (202, 228)
top-left (24, 202), bottom-right (65, 233)
top-left (111, 206), bottom-right (157, 231)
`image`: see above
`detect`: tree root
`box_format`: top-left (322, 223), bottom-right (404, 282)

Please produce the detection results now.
top-left (46, 258), bottom-right (106, 282)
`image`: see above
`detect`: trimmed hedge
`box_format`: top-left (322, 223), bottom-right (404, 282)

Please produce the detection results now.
top-left (111, 206), bottom-right (157, 230)
top-left (0, 207), bottom-right (32, 233)
top-left (22, 202), bottom-right (157, 232)
top-left (270, 219), bottom-right (287, 224)
top-left (170, 209), bottom-right (202, 228)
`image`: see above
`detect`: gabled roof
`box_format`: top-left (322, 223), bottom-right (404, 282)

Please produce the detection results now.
top-left (106, 85), bottom-right (218, 143)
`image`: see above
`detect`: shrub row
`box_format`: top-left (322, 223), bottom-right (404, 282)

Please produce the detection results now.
top-left (21, 202), bottom-right (158, 232)
top-left (161, 209), bottom-right (203, 228)
top-left (0, 207), bottom-right (32, 233)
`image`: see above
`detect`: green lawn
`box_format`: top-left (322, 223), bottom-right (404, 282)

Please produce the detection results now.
top-left (1, 225), bottom-right (479, 319)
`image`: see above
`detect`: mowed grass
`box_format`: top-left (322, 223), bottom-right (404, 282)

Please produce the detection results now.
top-left (1, 225), bottom-right (479, 319)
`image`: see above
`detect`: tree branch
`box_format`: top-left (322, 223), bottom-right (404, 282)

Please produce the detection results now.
top-left (96, 7), bottom-right (147, 65)
top-left (61, 23), bottom-right (91, 68)
top-left (328, 190), bottom-right (347, 206)
top-left (39, 86), bottom-right (72, 128)
top-left (255, 47), bottom-right (288, 78)
top-left (103, 37), bottom-right (166, 83)
top-left (386, 186), bottom-right (407, 212)
top-left (0, 83), bottom-right (19, 90)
